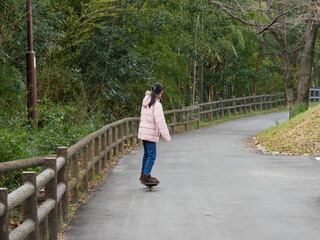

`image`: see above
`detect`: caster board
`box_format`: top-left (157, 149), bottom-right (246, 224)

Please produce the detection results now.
top-left (143, 183), bottom-right (158, 191)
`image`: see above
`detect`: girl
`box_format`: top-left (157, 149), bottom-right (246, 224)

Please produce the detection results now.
top-left (138, 83), bottom-right (171, 185)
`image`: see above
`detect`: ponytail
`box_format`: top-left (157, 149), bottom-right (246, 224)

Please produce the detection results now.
top-left (148, 83), bottom-right (163, 108)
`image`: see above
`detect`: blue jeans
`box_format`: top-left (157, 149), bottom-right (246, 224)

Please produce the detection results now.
top-left (142, 140), bottom-right (157, 175)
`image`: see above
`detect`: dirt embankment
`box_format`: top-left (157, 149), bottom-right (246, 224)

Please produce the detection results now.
top-left (254, 105), bottom-right (320, 156)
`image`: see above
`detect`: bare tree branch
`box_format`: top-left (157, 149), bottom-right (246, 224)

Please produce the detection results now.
top-left (258, 3), bottom-right (309, 34)
top-left (267, 0), bottom-right (273, 10)
top-left (210, 0), bottom-right (309, 35)
top-left (234, 0), bottom-right (245, 14)
top-left (258, 0), bottom-right (264, 25)
top-left (209, 0), bottom-right (258, 27)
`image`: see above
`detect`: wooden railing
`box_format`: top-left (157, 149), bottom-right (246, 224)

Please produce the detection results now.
top-left (0, 148), bottom-right (68, 240)
top-left (66, 118), bottom-right (140, 203)
top-left (0, 107), bottom-right (199, 240)
top-left (309, 88), bottom-right (320, 102)
top-left (165, 106), bottom-right (200, 133)
top-left (0, 94), bottom-right (284, 240)
top-left (199, 93), bottom-right (285, 122)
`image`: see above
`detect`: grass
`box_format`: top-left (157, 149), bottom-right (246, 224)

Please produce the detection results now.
top-left (256, 103), bottom-right (320, 156)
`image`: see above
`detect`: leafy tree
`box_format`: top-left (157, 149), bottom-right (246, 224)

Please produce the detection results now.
top-left (209, 0), bottom-right (320, 116)
top-left (0, 0), bottom-right (289, 172)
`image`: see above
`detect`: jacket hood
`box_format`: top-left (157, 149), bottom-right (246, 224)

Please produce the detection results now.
top-left (142, 91), bottom-right (152, 108)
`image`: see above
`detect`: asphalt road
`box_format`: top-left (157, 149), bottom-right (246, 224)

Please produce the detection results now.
top-left (66, 112), bottom-right (320, 240)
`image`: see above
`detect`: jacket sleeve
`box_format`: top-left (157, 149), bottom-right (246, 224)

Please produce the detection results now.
top-left (154, 102), bottom-right (171, 142)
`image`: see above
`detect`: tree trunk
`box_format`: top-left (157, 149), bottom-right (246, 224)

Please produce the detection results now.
top-left (296, 22), bottom-right (319, 106)
top-left (209, 0), bottom-right (319, 117)
top-left (270, 28), bottom-right (297, 116)
top-left (283, 63), bottom-right (297, 117)
top-left (252, 42), bottom-right (263, 95)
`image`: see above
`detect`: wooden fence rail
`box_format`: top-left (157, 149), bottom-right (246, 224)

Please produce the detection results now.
top-left (0, 94), bottom-right (283, 240)
top-left (0, 107), bottom-right (199, 240)
top-left (309, 88), bottom-right (320, 102)
top-left (198, 93), bottom-right (285, 122)
top-left (0, 148), bottom-right (68, 240)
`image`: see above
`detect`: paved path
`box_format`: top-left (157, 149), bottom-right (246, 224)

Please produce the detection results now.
top-left (66, 112), bottom-right (320, 240)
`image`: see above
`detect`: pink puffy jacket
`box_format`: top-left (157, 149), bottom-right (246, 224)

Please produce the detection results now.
top-left (138, 91), bottom-right (171, 143)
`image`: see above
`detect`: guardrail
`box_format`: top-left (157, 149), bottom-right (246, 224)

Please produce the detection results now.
top-left (66, 117), bottom-right (140, 203)
top-left (0, 107), bottom-right (199, 240)
top-left (0, 93), bottom-right (284, 239)
top-left (309, 88), bottom-right (320, 102)
top-left (0, 148), bottom-right (68, 240)
top-left (199, 93), bottom-right (285, 122)
top-left (165, 106), bottom-right (200, 133)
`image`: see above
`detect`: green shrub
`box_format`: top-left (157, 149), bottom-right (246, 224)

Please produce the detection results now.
top-left (291, 103), bottom-right (308, 117)
top-left (0, 99), bottom-right (110, 191)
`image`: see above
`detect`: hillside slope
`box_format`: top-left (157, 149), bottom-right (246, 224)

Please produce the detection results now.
top-left (255, 105), bottom-right (320, 156)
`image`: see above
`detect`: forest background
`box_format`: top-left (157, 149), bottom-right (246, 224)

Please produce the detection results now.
top-left (1, 0), bottom-right (319, 188)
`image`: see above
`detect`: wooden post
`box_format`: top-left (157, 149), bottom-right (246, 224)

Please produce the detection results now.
top-left (209, 103), bottom-right (213, 120)
top-left (101, 133), bottom-right (107, 168)
top-left (243, 98), bottom-right (247, 114)
top-left (211, 103), bottom-right (215, 119)
top-left (38, 216), bottom-right (48, 240)
top-left (88, 141), bottom-right (94, 182)
top-left (220, 98), bottom-right (224, 118)
top-left (45, 157), bottom-right (58, 240)
top-left (172, 112), bottom-right (176, 133)
top-left (23, 171), bottom-right (38, 240)
top-left (56, 147), bottom-right (69, 224)
top-left (124, 121), bottom-right (129, 146)
top-left (233, 96), bottom-right (236, 115)
top-left (71, 154), bottom-right (79, 203)
top-left (81, 147), bottom-right (89, 193)
top-left (278, 93), bottom-right (281, 106)
top-left (113, 126), bottom-right (118, 156)
top-left (118, 124), bottom-right (123, 155)
top-left (268, 96), bottom-right (271, 109)
top-left (215, 102), bottom-right (218, 119)
top-left (253, 96), bottom-right (257, 111)
top-left (136, 120), bottom-right (141, 144)
top-left (203, 105), bottom-right (207, 122)
top-left (185, 111), bottom-right (189, 131)
top-left (197, 108), bottom-right (200, 129)
top-left (129, 122), bottom-right (134, 146)
top-left (56, 165), bottom-right (62, 230)
top-left (107, 129), bottom-right (112, 161)
top-left (94, 137), bottom-right (101, 175)
top-left (0, 188), bottom-right (9, 240)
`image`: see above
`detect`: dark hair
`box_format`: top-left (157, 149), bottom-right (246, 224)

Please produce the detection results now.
top-left (149, 82), bottom-right (163, 108)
